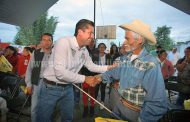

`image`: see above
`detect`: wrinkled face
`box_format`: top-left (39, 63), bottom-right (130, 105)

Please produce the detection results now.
top-left (123, 31), bottom-right (141, 52)
top-left (98, 44), bottom-right (106, 54)
top-left (22, 49), bottom-right (30, 56)
top-left (78, 25), bottom-right (94, 46)
top-left (41, 35), bottom-right (53, 49)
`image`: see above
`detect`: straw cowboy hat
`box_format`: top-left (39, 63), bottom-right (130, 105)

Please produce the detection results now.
top-left (119, 19), bottom-right (156, 45)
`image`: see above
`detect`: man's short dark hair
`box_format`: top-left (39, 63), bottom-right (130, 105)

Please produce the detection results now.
top-left (157, 49), bottom-right (166, 55)
top-left (74, 19), bottom-right (94, 36)
top-left (6, 46), bottom-right (17, 55)
top-left (24, 46), bottom-right (33, 53)
top-left (41, 33), bottom-right (53, 41)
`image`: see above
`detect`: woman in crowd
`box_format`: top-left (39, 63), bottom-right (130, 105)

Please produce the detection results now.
top-left (110, 44), bottom-right (120, 64)
top-left (158, 49), bottom-right (174, 82)
top-left (95, 43), bottom-right (111, 109)
top-left (4, 46), bottom-right (18, 74)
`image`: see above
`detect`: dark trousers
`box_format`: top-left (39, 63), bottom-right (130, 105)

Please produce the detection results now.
top-left (95, 82), bottom-right (107, 102)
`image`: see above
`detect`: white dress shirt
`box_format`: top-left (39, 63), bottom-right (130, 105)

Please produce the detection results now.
top-left (43, 36), bottom-right (108, 84)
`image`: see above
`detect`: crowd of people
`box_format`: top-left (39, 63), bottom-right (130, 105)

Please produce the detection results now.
top-left (0, 19), bottom-right (190, 122)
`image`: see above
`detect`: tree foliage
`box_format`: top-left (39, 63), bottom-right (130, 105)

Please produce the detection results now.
top-left (14, 12), bottom-right (58, 45)
top-left (146, 25), bottom-right (174, 51)
top-left (154, 25), bottom-right (174, 50)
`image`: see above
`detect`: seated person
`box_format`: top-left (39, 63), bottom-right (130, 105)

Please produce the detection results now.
top-left (176, 46), bottom-right (190, 106)
top-left (3, 46), bottom-right (18, 74)
top-left (98, 20), bottom-right (168, 122)
top-left (107, 41), bottom-right (129, 111)
top-left (158, 50), bottom-right (174, 82)
top-left (0, 72), bottom-right (20, 98)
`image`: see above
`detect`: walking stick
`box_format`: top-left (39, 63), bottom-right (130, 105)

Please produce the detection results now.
top-left (72, 83), bottom-right (123, 120)
top-left (16, 95), bottom-right (30, 121)
top-left (10, 77), bottom-right (21, 99)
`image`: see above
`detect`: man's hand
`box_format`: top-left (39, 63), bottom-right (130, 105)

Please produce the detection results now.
top-left (26, 87), bottom-right (33, 95)
top-left (85, 76), bottom-right (100, 87)
top-left (94, 74), bottom-right (102, 84)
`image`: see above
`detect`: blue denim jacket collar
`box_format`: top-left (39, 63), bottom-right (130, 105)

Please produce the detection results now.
top-left (119, 48), bottom-right (156, 89)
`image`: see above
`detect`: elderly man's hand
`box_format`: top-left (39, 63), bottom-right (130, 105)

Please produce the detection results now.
top-left (85, 75), bottom-right (103, 87)
top-left (94, 74), bottom-right (102, 84)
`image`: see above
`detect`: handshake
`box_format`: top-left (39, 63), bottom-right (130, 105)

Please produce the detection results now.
top-left (84, 74), bottom-right (103, 87)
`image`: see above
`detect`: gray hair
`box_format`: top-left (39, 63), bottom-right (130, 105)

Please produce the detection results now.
top-left (126, 30), bottom-right (145, 44)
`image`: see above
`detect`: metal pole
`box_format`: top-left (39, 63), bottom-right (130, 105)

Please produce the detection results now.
top-left (94, 0), bottom-right (96, 38)
top-left (72, 83), bottom-right (122, 120)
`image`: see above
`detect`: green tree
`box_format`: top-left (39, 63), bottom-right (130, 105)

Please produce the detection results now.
top-left (146, 25), bottom-right (174, 51)
top-left (14, 12), bottom-right (58, 45)
top-left (154, 25), bottom-right (174, 50)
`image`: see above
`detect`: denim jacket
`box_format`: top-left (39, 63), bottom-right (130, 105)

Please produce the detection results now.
top-left (102, 49), bottom-right (168, 122)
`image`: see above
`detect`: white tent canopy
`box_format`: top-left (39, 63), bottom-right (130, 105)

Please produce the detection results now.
top-left (0, 0), bottom-right (58, 26)
top-left (0, 0), bottom-right (189, 27)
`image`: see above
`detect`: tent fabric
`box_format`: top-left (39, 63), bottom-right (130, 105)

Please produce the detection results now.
top-left (0, 0), bottom-right (58, 26)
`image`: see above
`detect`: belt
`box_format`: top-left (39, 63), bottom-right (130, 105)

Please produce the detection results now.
top-left (43, 78), bottom-right (70, 87)
top-left (120, 98), bottom-right (141, 112)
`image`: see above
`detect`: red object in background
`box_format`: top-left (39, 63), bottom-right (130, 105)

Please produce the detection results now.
top-left (17, 55), bottom-right (30, 76)
top-left (5, 54), bottom-right (18, 73)
top-left (82, 82), bottom-right (95, 107)
top-left (0, 42), bottom-right (10, 49)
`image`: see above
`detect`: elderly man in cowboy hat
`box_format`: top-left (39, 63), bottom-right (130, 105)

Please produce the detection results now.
top-left (97, 20), bottom-right (168, 122)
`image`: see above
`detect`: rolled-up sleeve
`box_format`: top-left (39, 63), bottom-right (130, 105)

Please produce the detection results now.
top-left (53, 39), bottom-right (85, 83)
top-left (84, 51), bottom-right (108, 73)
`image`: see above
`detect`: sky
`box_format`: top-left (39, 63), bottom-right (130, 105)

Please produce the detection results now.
top-left (0, 0), bottom-right (190, 48)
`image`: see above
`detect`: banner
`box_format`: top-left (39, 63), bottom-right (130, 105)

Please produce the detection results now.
top-left (0, 55), bottom-right (13, 72)
top-left (95, 117), bottom-right (127, 122)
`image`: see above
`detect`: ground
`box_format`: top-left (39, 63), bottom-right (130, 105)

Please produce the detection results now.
top-left (3, 86), bottom-right (114, 122)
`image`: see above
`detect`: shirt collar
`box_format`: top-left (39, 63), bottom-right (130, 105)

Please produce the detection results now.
top-left (40, 48), bottom-right (44, 52)
top-left (71, 36), bottom-right (86, 51)
top-left (126, 48), bottom-right (149, 61)
top-left (40, 48), bottom-right (51, 54)
top-left (137, 48), bottom-right (149, 59)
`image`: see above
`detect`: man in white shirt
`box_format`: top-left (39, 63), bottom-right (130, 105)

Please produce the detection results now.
top-left (35, 19), bottom-right (115, 122)
top-left (168, 47), bottom-right (180, 66)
